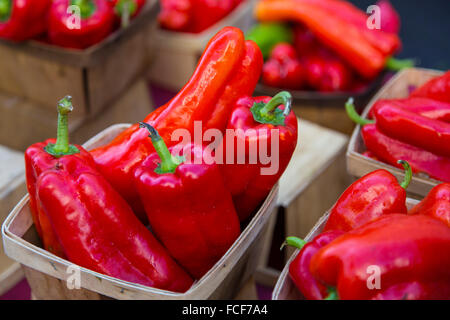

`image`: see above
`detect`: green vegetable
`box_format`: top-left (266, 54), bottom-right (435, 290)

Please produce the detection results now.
top-left (246, 23), bottom-right (294, 59)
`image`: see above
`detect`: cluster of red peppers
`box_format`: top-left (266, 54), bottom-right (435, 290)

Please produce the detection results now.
top-left (284, 164), bottom-right (450, 300)
top-left (251, 0), bottom-right (412, 92)
top-left (348, 71), bottom-right (450, 182)
top-left (158, 0), bottom-right (243, 33)
top-left (0, 0), bottom-right (146, 49)
top-left (25, 27), bottom-right (298, 288)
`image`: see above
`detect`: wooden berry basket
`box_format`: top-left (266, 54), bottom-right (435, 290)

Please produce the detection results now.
top-left (147, 0), bottom-right (255, 90)
top-left (0, 1), bottom-right (158, 120)
top-left (1, 123), bottom-right (279, 300)
top-left (272, 198), bottom-right (419, 300)
top-left (346, 68), bottom-right (445, 198)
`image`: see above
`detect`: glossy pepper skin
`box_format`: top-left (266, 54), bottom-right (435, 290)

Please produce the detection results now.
top-left (219, 92), bottom-right (298, 221)
top-left (324, 161), bottom-right (411, 233)
top-left (410, 71), bottom-right (450, 103)
top-left (409, 183), bottom-right (450, 227)
top-left (134, 123), bottom-right (241, 279)
top-left (283, 231), bottom-right (344, 300)
top-left (255, 0), bottom-right (388, 78)
top-left (347, 98), bottom-right (450, 182)
top-left (91, 27), bottom-right (262, 218)
top-left (369, 98), bottom-right (450, 123)
top-left (311, 214), bottom-right (450, 300)
top-left (48, 0), bottom-right (115, 49)
top-left (0, 0), bottom-right (51, 41)
top-left (372, 104), bottom-right (450, 158)
top-left (27, 97), bottom-right (193, 292)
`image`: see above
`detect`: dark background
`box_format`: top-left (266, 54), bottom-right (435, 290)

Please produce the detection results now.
top-left (348, 0), bottom-right (450, 70)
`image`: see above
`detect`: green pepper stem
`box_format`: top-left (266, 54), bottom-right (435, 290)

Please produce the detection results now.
top-left (121, 0), bottom-right (130, 28)
top-left (71, 0), bottom-right (95, 19)
top-left (385, 57), bottom-right (416, 71)
top-left (139, 122), bottom-right (182, 174)
top-left (345, 97), bottom-right (375, 126)
top-left (260, 91), bottom-right (292, 117)
top-left (0, 0), bottom-right (11, 22)
top-left (280, 236), bottom-right (307, 251)
top-left (397, 160), bottom-right (412, 190)
top-left (324, 287), bottom-right (339, 300)
top-left (44, 96), bottom-right (80, 157)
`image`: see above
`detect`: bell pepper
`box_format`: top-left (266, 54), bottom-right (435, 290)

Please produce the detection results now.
top-left (262, 43), bottom-right (305, 89)
top-left (255, 0), bottom-right (388, 79)
top-left (369, 98), bottom-right (450, 123)
top-left (370, 103), bottom-right (450, 158)
top-left (158, 0), bottom-right (192, 32)
top-left (246, 22), bottom-right (294, 59)
top-left (111, 0), bottom-right (146, 27)
top-left (347, 98), bottom-right (450, 182)
top-left (324, 161), bottom-right (411, 232)
top-left (134, 123), bottom-right (241, 279)
top-left (311, 214), bottom-right (450, 300)
top-left (48, 0), bottom-right (115, 49)
top-left (410, 71), bottom-right (450, 103)
top-left (409, 183), bottom-right (450, 227)
top-left (219, 91), bottom-right (298, 221)
top-left (282, 231), bottom-right (344, 300)
top-left (293, 24), bottom-right (317, 56)
top-left (27, 97), bottom-right (194, 292)
top-left (91, 27), bottom-right (262, 218)
top-left (0, 0), bottom-right (51, 41)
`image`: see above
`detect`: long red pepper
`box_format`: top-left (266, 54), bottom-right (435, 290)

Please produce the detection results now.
top-left (369, 98), bottom-right (450, 123)
top-left (311, 214), bottom-right (450, 300)
top-left (324, 161), bottom-right (411, 232)
top-left (372, 103), bottom-right (450, 158)
top-left (347, 99), bottom-right (450, 182)
top-left (255, 0), bottom-right (386, 78)
top-left (282, 231), bottom-right (344, 300)
top-left (27, 97), bottom-right (193, 292)
top-left (91, 27), bottom-right (259, 218)
top-left (219, 91), bottom-right (298, 221)
top-left (48, 0), bottom-right (115, 49)
top-left (134, 123), bottom-right (241, 279)
top-left (409, 183), bottom-right (450, 227)
top-left (0, 0), bottom-right (51, 41)
top-left (410, 71), bottom-right (450, 103)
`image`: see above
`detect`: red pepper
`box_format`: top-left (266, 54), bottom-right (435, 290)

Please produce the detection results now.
top-left (255, 0), bottom-right (388, 79)
top-left (369, 98), bottom-right (450, 123)
top-left (111, 0), bottom-right (146, 27)
top-left (91, 27), bottom-right (261, 218)
top-left (409, 183), bottom-right (450, 227)
top-left (27, 97), bottom-right (194, 292)
top-left (410, 71), bottom-right (450, 103)
top-left (282, 231), bottom-right (344, 300)
top-left (377, 0), bottom-right (401, 34)
top-left (219, 91), bottom-right (298, 221)
top-left (371, 103), bottom-right (450, 158)
top-left (48, 0), bottom-right (115, 49)
top-left (347, 98), bottom-right (450, 182)
top-left (311, 214), bottom-right (450, 300)
top-left (0, 0), bottom-right (51, 41)
top-left (134, 123), bottom-right (241, 279)
top-left (262, 43), bottom-right (305, 89)
top-left (324, 161), bottom-right (411, 232)
top-left (293, 24), bottom-right (317, 55)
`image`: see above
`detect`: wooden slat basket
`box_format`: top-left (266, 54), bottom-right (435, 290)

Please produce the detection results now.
top-left (147, 0), bottom-right (255, 90)
top-left (0, 1), bottom-right (158, 120)
top-left (347, 68), bottom-right (445, 198)
top-left (2, 124), bottom-right (279, 300)
top-left (272, 198), bottom-right (419, 300)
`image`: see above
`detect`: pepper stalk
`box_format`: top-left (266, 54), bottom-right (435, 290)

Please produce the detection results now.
top-left (139, 122), bottom-right (183, 174)
top-left (0, 0), bottom-right (11, 22)
top-left (44, 96), bottom-right (80, 157)
top-left (71, 0), bottom-right (96, 19)
top-left (251, 91), bottom-right (293, 126)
